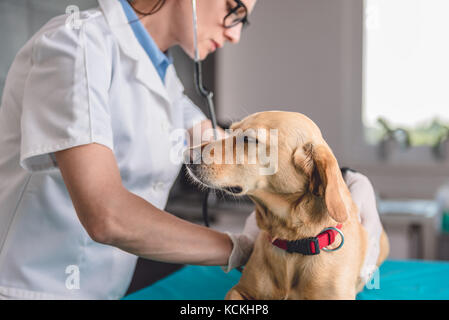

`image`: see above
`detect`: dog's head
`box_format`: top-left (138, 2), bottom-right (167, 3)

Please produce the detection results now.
top-left (185, 111), bottom-right (352, 235)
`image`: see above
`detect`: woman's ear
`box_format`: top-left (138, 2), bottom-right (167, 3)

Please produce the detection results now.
top-left (294, 143), bottom-right (350, 223)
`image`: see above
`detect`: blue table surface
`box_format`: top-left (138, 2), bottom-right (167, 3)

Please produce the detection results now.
top-left (123, 260), bottom-right (449, 300)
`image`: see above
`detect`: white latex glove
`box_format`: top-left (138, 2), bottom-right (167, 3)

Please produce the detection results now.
top-left (343, 170), bottom-right (383, 284)
top-left (221, 210), bottom-right (259, 273)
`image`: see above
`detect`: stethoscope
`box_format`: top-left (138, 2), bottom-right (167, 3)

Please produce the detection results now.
top-left (191, 3), bottom-right (245, 274)
top-left (191, 0), bottom-right (218, 227)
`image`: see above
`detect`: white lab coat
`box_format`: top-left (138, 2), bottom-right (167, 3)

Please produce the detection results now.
top-left (0, 0), bottom-right (206, 299)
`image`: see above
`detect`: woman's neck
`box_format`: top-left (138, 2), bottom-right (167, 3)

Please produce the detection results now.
top-left (131, 0), bottom-right (178, 52)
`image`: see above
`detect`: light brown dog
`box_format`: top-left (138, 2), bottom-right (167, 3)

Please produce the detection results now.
top-left (186, 111), bottom-right (389, 300)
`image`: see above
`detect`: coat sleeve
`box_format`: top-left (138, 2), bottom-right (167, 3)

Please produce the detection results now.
top-left (20, 20), bottom-right (114, 172)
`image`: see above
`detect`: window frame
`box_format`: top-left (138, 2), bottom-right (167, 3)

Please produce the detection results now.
top-left (340, 0), bottom-right (449, 170)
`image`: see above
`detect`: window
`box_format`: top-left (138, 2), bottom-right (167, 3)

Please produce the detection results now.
top-left (363, 0), bottom-right (449, 148)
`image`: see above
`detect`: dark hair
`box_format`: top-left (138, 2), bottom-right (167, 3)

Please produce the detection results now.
top-left (127, 0), bottom-right (166, 16)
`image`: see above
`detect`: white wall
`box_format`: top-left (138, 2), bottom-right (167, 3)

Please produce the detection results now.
top-left (217, 0), bottom-right (346, 151)
top-left (216, 0), bottom-right (449, 199)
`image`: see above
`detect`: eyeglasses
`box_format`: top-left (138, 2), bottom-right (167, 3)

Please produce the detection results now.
top-left (223, 0), bottom-right (250, 29)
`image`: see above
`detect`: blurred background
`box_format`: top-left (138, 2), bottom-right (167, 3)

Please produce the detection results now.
top-left (1, 0), bottom-right (449, 295)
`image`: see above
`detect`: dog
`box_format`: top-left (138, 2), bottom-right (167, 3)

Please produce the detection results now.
top-left (185, 111), bottom-right (389, 300)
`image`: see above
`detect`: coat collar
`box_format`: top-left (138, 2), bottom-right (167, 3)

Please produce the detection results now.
top-left (117, 0), bottom-right (173, 83)
top-left (98, 0), bottom-right (171, 106)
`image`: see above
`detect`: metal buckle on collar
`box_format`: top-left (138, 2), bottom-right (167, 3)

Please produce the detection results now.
top-left (321, 227), bottom-right (345, 252)
top-left (286, 237), bottom-right (320, 255)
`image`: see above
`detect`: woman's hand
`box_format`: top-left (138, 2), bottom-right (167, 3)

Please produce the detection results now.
top-left (187, 119), bottom-right (227, 147)
top-left (222, 210), bottom-right (259, 273)
top-left (343, 170), bottom-right (383, 282)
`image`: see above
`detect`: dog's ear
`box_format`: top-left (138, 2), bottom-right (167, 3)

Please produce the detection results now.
top-left (294, 143), bottom-right (350, 223)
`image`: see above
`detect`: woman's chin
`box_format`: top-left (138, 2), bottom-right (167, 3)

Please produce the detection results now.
top-left (187, 48), bottom-right (210, 61)
top-left (196, 53), bottom-right (209, 61)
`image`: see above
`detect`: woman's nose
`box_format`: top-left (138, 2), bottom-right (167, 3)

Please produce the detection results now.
top-left (224, 24), bottom-right (243, 44)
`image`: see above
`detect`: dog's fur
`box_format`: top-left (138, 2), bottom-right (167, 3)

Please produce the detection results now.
top-left (186, 111), bottom-right (389, 300)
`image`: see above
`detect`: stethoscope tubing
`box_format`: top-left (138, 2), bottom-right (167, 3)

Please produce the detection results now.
top-left (191, 0), bottom-right (217, 227)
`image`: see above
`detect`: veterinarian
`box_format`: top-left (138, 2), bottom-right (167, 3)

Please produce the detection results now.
top-left (0, 0), bottom-right (381, 299)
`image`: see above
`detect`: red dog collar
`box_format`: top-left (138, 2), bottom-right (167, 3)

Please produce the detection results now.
top-left (271, 224), bottom-right (344, 255)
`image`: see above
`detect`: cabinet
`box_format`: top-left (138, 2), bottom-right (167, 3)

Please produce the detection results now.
top-left (378, 199), bottom-right (440, 260)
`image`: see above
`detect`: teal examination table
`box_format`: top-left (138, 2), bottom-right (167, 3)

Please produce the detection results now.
top-left (123, 260), bottom-right (449, 300)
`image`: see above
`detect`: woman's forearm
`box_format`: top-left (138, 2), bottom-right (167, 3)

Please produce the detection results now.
top-left (104, 187), bottom-right (233, 266)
